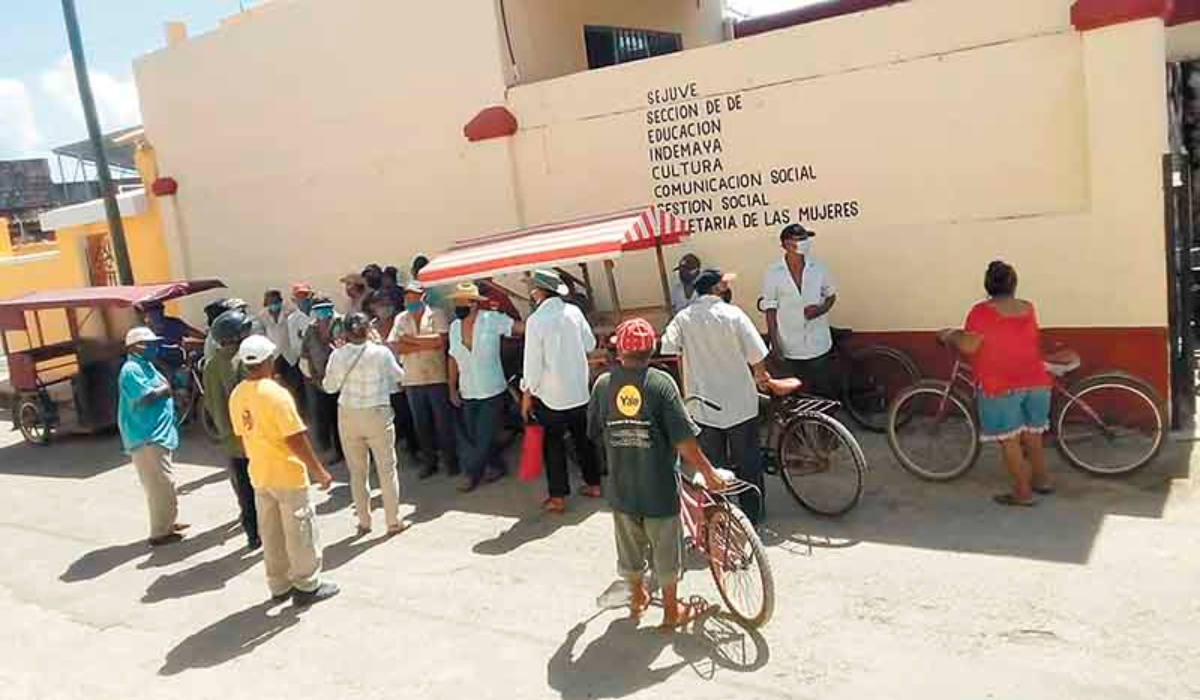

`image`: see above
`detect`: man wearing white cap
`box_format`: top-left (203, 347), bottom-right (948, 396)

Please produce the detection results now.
top-left (118, 327), bottom-right (187, 546)
top-left (229, 335), bottom-right (339, 606)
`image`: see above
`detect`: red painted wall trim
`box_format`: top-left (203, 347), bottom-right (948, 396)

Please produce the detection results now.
top-left (1071, 0), bottom-right (1173, 31)
top-left (845, 327), bottom-right (1170, 411)
top-left (463, 106), bottom-right (518, 143)
top-left (1170, 0), bottom-right (1200, 25)
top-left (734, 0), bottom-right (908, 38)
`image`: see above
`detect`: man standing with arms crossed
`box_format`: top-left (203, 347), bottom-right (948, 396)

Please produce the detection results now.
top-left (522, 269), bottom-right (602, 514)
top-left (119, 327), bottom-right (188, 546)
top-left (761, 224), bottom-right (838, 397)
top-left (662, 269), bottom-right (784, 525)
top-left (230, 335), bottom-right (338, 606)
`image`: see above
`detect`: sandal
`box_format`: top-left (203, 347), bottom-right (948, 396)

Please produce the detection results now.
top-left (387, 522), bottom-right (411, 536)
top-left (542, 497), bottom-right (566, 514)
top-left (581, 485), bottom-right (602, 499)
top-left (660, 598), bottom-right (712, 630)
top-left (993, 494), bottom-right (1035, 507)
top-left (628, 584), bottom-right (651, 621)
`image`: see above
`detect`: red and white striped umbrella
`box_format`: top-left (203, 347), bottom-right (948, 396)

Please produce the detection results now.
top-left (417, 206), bottom-right (690, 286)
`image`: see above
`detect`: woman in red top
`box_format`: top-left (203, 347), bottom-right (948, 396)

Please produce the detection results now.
top-left (940, 261), bottom-right (1055, 506)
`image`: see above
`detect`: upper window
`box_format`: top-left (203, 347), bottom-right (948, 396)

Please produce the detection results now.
top-left (584, 26), bottom-right (682, 70)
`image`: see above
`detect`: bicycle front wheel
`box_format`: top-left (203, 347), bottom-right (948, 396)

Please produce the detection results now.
top-left (842, 345), bottom-right (921, 432)
top-left (1055, 374), bottom-right (1166, 476)
top-left (887, 380), bottom-right (980, 481)
top-left (705, 504), bottom-right (774, 628)
top-left (777, 412), bottom-right (866, 516)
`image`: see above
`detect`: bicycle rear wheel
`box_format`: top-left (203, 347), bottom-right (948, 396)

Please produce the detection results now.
top-left (842, 345), bottom-right (921, 432)
top-left (1055, 374), bottom-right (1165, 476)
top-left (777, 412), bottom-right (865, 516)
top-left (887, 380), bottom-right (980, 481)
top-left (705, 504), bottom-right (774, 628)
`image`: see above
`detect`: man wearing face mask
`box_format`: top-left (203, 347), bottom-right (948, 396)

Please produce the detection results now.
top-left (669, 253), bottom-right (702, 315)
top-left (259, 290), bottom-right (295, 394)
top-left (761, 224), bottom-right (838, 398)
top-left (447, 283), bottom-right (520, 492)
top-left (369, 289), bottom-right (421, 457)
top-left (119, 327), bottom-right (187, 546)
top-left (288, 282), bottom-right (315, 394)
top-left (300, 297), bottom-right (344, 463)
top-left (324, 313), bottom-right (408, 535)
top-left (389, 281), bottom-right (457, 479)
top-left (522, 269), bottom-right (602, 514)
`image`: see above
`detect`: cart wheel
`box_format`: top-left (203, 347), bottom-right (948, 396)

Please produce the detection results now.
top-left (16, 398), bottom-right (52, 447)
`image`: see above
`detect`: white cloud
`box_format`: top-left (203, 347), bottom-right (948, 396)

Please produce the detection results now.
top-left (40, 55), bottom-right (141, 133)
top-left (0, 79), bottom-right (42, 156)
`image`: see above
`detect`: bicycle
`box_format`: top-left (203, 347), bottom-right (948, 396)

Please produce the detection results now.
top-left (758, 378), bottom-right (868, 517)
top-left (886, 341), bottom-right (1167, 480)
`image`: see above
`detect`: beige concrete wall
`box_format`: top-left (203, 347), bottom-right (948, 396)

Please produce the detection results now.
top-left (134, 0), bottom-right (522, 306)
top-left (505, 0), bottom-right (1169, 332)
top-left (499, 0), bottom-right (726, 85)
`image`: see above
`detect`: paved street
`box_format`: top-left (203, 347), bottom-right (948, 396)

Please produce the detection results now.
top-left (0, 419), bottom-right (1196, 700)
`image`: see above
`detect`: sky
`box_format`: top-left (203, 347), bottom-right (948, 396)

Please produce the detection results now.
top-left (0, 0), bottom-right (821, 176)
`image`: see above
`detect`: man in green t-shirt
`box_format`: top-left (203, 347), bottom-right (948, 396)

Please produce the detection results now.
top-left (588, 318), bottom-right (724, 628)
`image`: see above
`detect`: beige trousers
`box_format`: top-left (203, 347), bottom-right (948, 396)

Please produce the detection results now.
top-left (338, 405), bottom-right (400, 528)
top-left (255, 486), bottom-right (321, 596)
top-left (131, 444), bottom-right (178, 539)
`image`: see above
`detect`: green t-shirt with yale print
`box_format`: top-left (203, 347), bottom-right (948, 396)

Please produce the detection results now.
top-left (587, 365), bottom-right (700, 518)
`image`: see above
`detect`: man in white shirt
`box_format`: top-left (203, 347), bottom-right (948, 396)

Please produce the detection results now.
top-left (324, 312), bottom-right (408, 536)
top-left (661, 269), bottom-right (774, 523)
top-left (761, 224), bottom-right (838, 397)
top-left (668, 253), bottom-right (701, 315)
top-left (259, 289), bottom-right (298, 397)
top-left (521, 269), bottom-right (602, 514)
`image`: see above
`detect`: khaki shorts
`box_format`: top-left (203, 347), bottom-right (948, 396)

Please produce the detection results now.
top-left (613, 512), bottom-right (682, 586)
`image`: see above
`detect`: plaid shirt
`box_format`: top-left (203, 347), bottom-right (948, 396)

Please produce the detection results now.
top-left (323, 341), bottom-right (405, 409)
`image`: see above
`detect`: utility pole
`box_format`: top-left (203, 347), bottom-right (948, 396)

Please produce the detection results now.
top-left (60, 0), bottom-right (134, 285)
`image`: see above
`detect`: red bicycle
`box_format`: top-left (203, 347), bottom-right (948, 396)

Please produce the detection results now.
top-left (886, 342), bottom-right (1166, 480)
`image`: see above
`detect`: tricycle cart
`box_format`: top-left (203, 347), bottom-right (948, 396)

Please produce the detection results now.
top-left (0, 280), bottom-right (225, 446)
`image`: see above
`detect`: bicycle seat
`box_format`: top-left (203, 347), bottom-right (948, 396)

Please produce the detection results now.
top-left (1044, 358), bottom-right (1080, 377)
top-left (765, 377), bottom-right (804, 397)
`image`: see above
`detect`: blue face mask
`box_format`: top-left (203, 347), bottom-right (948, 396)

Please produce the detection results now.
top-left (313, 308), bottom-right (334, 322)
top-left (268, 302), bottom-right (283, 315)
top-left (405, 301), bottom-right (425, 314)
top-left (297, 299), bottom-right (314, 314)
top-left (139, 343), bottom-right (161, 361)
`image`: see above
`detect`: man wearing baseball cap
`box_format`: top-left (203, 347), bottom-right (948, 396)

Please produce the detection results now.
top-left (522, 269), bottom-right (602, 513)
top-left (662, 269), bottom-right (777, 523)
top-left (229, 335), bottom-right (338, 606)
top-left (761, 224), bottom-right (838, 396)
top-left (118, 327), bottom-right (187, 546)
top-left (669, 253), bottom-right (702, 315)
top-left (587, 318), bottom-right (725, 627)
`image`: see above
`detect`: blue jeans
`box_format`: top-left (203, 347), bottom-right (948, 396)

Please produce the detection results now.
top-left (459, 394), bottom-right (507, 482)
top-left (406, 384), bottom-right (457, 471)
top-left (698, 417), bottom-right (764, 524)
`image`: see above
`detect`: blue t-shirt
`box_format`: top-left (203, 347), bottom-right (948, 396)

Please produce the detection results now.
top-left (448, 311), bottom-right (514, 400)
top-left (118, 354), bottom-right (179, 453)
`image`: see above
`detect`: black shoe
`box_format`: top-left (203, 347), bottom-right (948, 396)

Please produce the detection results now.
top-left (247, 536), bottom-right (262, 551)
top-left (446, 464), bottom-right (462, 477)
top-left (271, 588), bottom-right (294, 602)
top-left (483, 468), bottom-right (505, 484)
top-left (293, 582), bottom-right (340, 607)
top-left (418, 465), bottom-right (438, 480)
top-left (148, 532), bottom-right (183, 547)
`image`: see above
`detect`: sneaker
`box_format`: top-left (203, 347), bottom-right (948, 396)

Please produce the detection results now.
top-left (418, 464), bottom-right (438, 480)
top-left (270, 588), bottom-right (294, 602)
top-left (246, 536), bottom-right (262, 551)
top-left (293, 582), bottom-right (340, 607)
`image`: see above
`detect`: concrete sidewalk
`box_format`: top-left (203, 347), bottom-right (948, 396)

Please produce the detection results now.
top-left (0, 423), bottom-right (1196, 699)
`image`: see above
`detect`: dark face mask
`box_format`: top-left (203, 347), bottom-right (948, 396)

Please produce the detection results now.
top-left (454, 306), bottom-right (472, 320)
top-left (297, 298), bottom-right (314, 314)
top-left (720, 290), bottom-right (733, 304)
top-left (680, 269), bottom-right (699, 286)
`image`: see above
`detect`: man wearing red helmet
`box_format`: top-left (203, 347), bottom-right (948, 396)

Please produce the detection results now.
top-left (588, 318), bottom-right (725, 628)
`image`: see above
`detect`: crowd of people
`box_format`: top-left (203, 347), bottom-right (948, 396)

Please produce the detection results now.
top-left (116, 223), bottom-right (1057, 622)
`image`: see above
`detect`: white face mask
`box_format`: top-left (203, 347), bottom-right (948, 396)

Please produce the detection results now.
top-left (785, 239), bottom-right (812, 256)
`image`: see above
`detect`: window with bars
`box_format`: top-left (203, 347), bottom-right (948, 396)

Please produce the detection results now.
top-left (584, 26), bottom-right (683, 70)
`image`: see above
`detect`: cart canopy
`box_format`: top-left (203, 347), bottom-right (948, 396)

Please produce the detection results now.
top-left (0, 280), bottom-right (225, 331)
top-left (417, 206), bottom-right (691, 286)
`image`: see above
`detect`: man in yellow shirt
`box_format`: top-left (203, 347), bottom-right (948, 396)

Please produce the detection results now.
top-left (230, 335), bottom-right (339, 606)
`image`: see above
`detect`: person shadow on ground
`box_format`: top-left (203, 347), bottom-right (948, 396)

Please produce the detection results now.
top-left (158, 600), bottom-right (301, 675)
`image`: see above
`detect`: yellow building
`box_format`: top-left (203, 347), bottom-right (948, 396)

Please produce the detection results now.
top-left (129, 0), bottom-right (1198, 409)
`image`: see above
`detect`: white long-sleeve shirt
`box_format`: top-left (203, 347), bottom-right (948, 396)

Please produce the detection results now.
top-left (284, 310), bottom-right (310, 366)
top-left (522, 297), bottom-right (596, 411)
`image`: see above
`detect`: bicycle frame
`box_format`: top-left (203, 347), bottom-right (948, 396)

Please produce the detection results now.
top-left (677, 473), bottom-right (760, 566)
